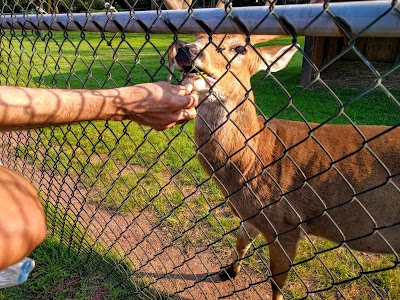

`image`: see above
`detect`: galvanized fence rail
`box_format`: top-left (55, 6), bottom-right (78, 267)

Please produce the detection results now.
top-left (0, 0), bottom-right (399, 299)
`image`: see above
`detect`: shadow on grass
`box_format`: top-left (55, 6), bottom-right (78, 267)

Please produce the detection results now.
top-left (0, 237), bottom-right (164, 300)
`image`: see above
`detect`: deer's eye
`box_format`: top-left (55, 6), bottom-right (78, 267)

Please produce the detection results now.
top-left (234, 46), bottom-right (247, 54)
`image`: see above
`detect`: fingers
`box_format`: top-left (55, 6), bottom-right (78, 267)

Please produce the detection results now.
top-left (176, 83), bottom-right (193, 96)
top-left (174, 86), bottom-right (197, 122)
top-left (181, 106), bottom-right (197, 121)
top-left (154, 106), bottom-right (197, 131)
top-left (186, 92), bottom-right (199, 109)
top-left (174, 84), bottom-right (199, 109)
top-left (171, 84), bottom-right (198, 126)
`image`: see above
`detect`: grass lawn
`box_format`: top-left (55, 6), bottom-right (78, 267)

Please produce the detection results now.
top-left (0, 29), bottom-right (399, 299)
top-left (0, 207), bottom-right (158, 300)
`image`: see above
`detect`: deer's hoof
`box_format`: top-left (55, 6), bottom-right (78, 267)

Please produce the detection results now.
top-left (218, 265), bottom-right (238, 281)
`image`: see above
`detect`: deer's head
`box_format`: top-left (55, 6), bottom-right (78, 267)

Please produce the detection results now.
top-left (170, 34), bottom-right (298, 105)
top-left (163, 0), bottom-right (298, 106)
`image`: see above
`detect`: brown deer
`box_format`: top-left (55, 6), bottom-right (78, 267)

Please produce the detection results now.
top-left (164, 1), bottom-right (400, 300)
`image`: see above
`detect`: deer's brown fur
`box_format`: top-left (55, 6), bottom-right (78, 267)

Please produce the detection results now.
top-left (170, 33), bottom-right (399, 300)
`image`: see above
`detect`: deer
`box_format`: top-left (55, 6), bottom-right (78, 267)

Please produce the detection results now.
top-left (164, 1), bottom-right (400, 299)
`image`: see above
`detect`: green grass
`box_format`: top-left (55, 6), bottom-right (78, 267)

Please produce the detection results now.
top-left (251, 38), bottom-right (400, 126)
top-left (0, 206), bottom-right (158, 300)
top-left (1, 30), bottom-right (399, 299)
top-left (0, 239), bottom-right (136, 300)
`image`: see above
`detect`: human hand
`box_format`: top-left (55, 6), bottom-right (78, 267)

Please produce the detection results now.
top-left (113, 82), bottom-right (199, 131)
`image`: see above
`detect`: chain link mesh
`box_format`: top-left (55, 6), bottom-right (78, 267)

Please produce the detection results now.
top-left (0, 0), bottom-right (399, 299)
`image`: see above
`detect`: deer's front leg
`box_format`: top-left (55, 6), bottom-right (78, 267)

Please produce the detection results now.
top-left (219, 221), bottom-right (259, 280)
top-left (269, 229), bottom-right (301, 300)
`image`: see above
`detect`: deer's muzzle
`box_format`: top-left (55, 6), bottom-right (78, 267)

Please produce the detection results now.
top-left (175, 46), bottom-right (194, 69)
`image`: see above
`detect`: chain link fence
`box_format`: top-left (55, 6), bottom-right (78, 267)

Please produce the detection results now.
top-left (0, 0), bottom-right (399, 299)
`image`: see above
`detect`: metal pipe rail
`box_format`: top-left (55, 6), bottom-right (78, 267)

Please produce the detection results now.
top-left (1, 1), bottom-right (399, 37)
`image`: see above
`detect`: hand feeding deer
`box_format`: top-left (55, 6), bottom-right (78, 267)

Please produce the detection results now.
top-left (165, 2), bottom-right (400, 300)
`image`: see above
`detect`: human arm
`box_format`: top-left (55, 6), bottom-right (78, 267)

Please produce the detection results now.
top-left (0, 82), bottom-right (198, 132)
top-left (0, 166), bottom-right (47, 270)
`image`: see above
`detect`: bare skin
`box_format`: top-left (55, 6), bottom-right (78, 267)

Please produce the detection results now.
top-left (0, 166), bottom-right (47, 270)
top-left (0, 82), bottom-right (199, 270)
top-left (0, 82), bottom-right (198, 132)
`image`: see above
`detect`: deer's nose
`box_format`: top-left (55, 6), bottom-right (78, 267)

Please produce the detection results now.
top-left (175, 45), bottom-right (199, 67)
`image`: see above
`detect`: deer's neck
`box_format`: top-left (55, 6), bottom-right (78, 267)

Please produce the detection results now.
top-left (194, 90), bottom-right (271, 180)
top-left (195, 90), bottom-right (261, 137)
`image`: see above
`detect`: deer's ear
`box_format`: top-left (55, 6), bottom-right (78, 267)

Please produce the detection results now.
top-left (257, 44), bottom-right (298, 73)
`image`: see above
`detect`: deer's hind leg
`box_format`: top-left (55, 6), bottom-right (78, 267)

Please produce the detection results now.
top-left (219, 221), bottom-right (259, 280)
top-left (269, 228), bottom-right (301, 300)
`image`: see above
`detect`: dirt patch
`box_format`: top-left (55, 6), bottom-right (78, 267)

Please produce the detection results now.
top-left (0, 141), bottom-right (273, 300)
top-left (87, 206), bottom-right (273, 300)
top-left (320, 61), bottom-right (400, 90)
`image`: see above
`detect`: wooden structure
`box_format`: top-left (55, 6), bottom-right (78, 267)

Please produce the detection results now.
top-left (301, 36), bottom-right (400, 86)
top-left (301, 0), bottom-right (400, 86)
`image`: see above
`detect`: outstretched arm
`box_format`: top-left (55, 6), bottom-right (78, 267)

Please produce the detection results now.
top-left (0, 82), bottom-right (198, 132)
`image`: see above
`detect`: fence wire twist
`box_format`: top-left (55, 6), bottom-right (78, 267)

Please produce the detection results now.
top-left (0, 0), bottom-right (399, 299)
